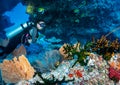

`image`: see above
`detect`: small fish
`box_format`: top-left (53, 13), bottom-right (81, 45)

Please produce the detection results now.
top-left (37, 7), bottom-right (45, 14)
top-left (54, 61), bottom-right (60, 68)
top-left (26, 4), bottom-right (34, 14)
top-left (73, 9), bottom-right (79, 14)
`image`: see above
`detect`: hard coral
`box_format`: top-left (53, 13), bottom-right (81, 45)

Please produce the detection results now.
top-left (111, 39), bottom-right (120, 50)
top-left (0, 55), bottom-right (35, 83)
top-left (92, 36), bottom-right (109, 51)
top-left (89, 35), bottom-right (120, 61)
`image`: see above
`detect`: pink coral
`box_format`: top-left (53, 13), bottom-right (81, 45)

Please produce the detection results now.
top-left (108, 66), bottom-right (120, 82)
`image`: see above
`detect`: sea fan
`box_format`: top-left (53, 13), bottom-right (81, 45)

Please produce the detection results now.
top-left (32, 50), bottom-right (62, 73)
top-left (0, 55), bottom-right (35, 83)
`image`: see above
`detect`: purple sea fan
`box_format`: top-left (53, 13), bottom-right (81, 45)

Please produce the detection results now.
top-left (33, 50), bottom-right (62, 73)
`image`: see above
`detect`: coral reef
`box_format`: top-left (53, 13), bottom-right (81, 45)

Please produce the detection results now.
top-left (59, 42), bottom-right (89, 66)
top-left (0, 55), bottom-right (35, 83)
top-left (20, 53), bottom-right (120, 85)
top-left (12, 39), bottom-right (120, 85)
top-left (2, 0), bottom-right (120, 85)
top-left (86, 35), bottom-right (120, 60)
top-left (33, 72), bottom-right (74, 85)
top-left (108, 53), bottom-right (120, 82)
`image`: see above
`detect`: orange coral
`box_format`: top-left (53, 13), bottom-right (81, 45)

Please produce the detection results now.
top-left (59, 43), bottom-right (69, 59)
top-left (116, 63), bottom-right (120, 71)
top-left (74, 70), bottom-right (83, 78)
top-left (68, 73), bottom-right (73, 78)
top-left (109, 61), bottom-right (116, 68)
top-left (0, 55), bottom-right (35, 83)
top-left (108, 57), bottom-right (120, 71)
top-left (59, 43), bottom-right (80, 60)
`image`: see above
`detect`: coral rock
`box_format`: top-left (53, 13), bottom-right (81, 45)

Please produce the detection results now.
top-left (12, 44), bottom-right (26, 57)
top-left (0, 55), bottom-right (35, 83)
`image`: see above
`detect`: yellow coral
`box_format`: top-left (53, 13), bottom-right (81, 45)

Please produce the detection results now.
top-left (59, 43), bottom-right (69, 59)
top-left (59, 43), bottom-right (80, 60)
top-left (0, 55), bottom-right (35, 83)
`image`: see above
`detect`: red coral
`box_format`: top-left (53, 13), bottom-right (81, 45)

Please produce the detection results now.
top-left (74, 70), bottom-right (83, 78)
top-left (68, 73), bottom-right (73, 78)
top-left (108, 66), bottom-right (120, 82)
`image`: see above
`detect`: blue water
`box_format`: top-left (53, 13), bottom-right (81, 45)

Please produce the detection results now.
top-left (3, 3), bottom-right (29, 33)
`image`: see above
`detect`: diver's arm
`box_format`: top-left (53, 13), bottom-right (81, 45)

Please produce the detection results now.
top-left (31, 27), bottom-right (37, 43)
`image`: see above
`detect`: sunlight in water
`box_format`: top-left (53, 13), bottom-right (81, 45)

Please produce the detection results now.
top-left (105, 26), bottom-right (120, 37)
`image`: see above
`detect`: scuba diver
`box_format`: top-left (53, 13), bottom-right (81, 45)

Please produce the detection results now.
top-left (21, 21), bottom-right (45, 44)
top-left (0, 20), bottom-right (45, 56)
top-left (0, 1), bottom-right (46, 56)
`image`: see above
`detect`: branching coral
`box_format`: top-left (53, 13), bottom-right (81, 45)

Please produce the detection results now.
top-left (86, 35), bottom-right (120, 61)
top-left (0, 55), bottom-right (35, 83)
top-left (111, 39), bottom-right (120, 51)
top-left (59, 36), bottom-right (120, 67)
top-left (59, 42), bottom-right (89, 67)
top-left (97, 36), bottom-right (109, 47)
